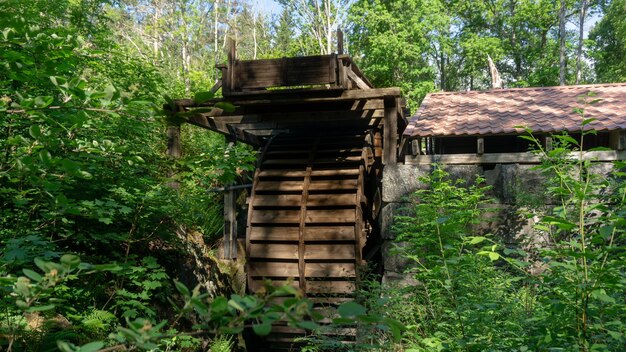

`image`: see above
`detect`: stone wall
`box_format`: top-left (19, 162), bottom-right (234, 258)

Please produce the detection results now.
top-left (379, 161), bottom-right (616, 287)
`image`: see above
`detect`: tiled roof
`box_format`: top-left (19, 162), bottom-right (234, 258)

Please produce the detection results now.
top-left (403, 83), bottom-right (626, 138)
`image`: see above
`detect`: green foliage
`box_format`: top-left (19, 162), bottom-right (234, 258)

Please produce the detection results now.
top-left (589, 0), bottom-right (626, 82)
top-left (517, 100), bottom-right (626, 351)
top-left (391, 101), bottom-right (626, 351)
top-left (392, 168), bottom-right (531, 350)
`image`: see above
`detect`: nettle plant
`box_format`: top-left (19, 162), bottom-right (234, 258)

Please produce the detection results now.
top-left (392, 168), bottom-right (532, 351)
top-left (517, 98), bottom-right (626, 351)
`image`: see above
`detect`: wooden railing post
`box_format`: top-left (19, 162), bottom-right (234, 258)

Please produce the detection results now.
top-left (383, 96), bottom-right (398, 165)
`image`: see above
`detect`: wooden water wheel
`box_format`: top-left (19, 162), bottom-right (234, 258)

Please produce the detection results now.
top-left (245, 132), bottom-right (376, 349)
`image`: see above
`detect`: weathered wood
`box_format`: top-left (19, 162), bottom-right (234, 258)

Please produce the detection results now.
top-left (166, 124), bottom-right (182, 158)
top-left (383, 96), bottom-right (398, 164)
top-left (337, 29), bottom-right (344, 55)
top-left (249, 262), bottom-right (300, 277)
top-left (305, 263), bottom-right (355, 277)
top-left (347, 69), bottom-right (371, 90)
top-left (305, 244), bottom-right (356, 259)
top-left (306, 280), bottom-right (356, 294)
top-left (405, 150), bottom-right (626, 165)
top-left (233, 55), bottom-right (336, 90)
top-left (253, 194), bottom-right (356, 207)
top-left (609, 131), bottom-right (626, 150)
top-left (250, 243), bottom-right (298, 259)
top-left (477, 137), bottom-right (484, 155)
top-left (249, 225), bottom-right (356, 241)
top-left (303, 209), bottom-right (355, 223)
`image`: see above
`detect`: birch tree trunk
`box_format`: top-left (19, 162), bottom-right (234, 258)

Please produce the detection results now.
top-left (559, 0), bottom-right (567, 85)
top-left (575, 0), bottom-right (587, 84)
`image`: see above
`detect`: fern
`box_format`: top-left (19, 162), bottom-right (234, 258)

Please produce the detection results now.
top-left (210, 335), bottom-right (234, 352)
top-left (81, 309), bottom-right (117, 332)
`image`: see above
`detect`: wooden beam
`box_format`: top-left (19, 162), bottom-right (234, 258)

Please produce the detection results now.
top-left (405, 150), bottom-right (626, 165)
top-left (347, 69), bottom-right (371, 90)
top-left (609, 131), bottom-right (626, 150)
top-left (172, 87), bottom-right (401, 108)
top-left (383, 96), bottom-right (398, 165)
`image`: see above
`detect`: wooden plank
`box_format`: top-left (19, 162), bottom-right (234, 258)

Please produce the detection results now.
top-left (305, 226), bottom-right (355, 241)
top-left (250, 243), bottom-right (298, 259)
top-left (249, 262), bottom-right (299, 277)
top-left (383, 96), bottom-right (398, 165)
top-left (262, 159), bottom-right (309, 166)
top-left (236, 55), bottom-right (334, 89)
top-left (254, 181), bottom-right (303, 192)
top-left (404, 150), bottom-right (626, 165)
top-left (251, 210), bottom-right (301, 223)
top-left (305, 209), bottom-right (355, 223)
top-left (259, 168), bottom-right (359, 178)
top-left (305, 244), bottom-right (355, 259)
top-left (308, 179), bottom-right (358, 191)
top-left (249, 279), bottom-right (299, 292)
top-left (307, 194), bottom-right (356, 207)
top-left (305, 263), bottom-right (356, 277)
top-left (253, 194), bottom-right (303, 207)
top-left (249, 226), bottom-right (299, 241)
top-left (249, 226), bottom-right (356, 241)
top-left (252, 194), bottom-right (356, 207)
top-left (306, 280), bottom-right (356, 294)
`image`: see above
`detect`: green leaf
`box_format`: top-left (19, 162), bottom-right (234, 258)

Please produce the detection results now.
top-left (252, 322), bottom-right (272, 336)
top-left (582, 117), bottom-right (597, 126)
top-left (77, 342), bottom-right (104, 352)
top-left (193, 91), bottom-right (215, 104)
top-left (22, 269), bottom-right (43, 282)
top-left (338, 301), bottom-right (366, 317)
top-left (60, 254), bottom-right (81, 269)
top-left (215, 101), bottom-right (236, 113)
top-left (296, 320), bottom-right (319, 330)
top-left (174, 280), bottom-right (190, 297)
top-left (29, 125), bottom-right (42, 139)
top-left (468, 236), bottom-right (487, 245)
top-left (27, 304), bottom-right (56, 312)
top-left (56, 341), bottom-right (75, 352)
top-left (34, 96), bottom-right (53, 108)
top-left (488, 252), bottom-right (500, 261)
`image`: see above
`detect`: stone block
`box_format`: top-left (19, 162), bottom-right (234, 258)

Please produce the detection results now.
top-left (382, 240), bottom-right (415, 273)
top-left (382, 164), bottom-right (430, 202)
top-left (381, 271), bottom-right (418, 290)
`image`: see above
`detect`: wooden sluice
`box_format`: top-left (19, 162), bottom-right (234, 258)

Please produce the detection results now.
top-left (169, 40), bottom-right (406, 350)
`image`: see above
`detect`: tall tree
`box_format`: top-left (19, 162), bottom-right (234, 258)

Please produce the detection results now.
top-left (589, 0), bottom-right (626, 82)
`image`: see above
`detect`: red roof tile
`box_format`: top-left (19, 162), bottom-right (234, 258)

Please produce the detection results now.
top-left (403, 83), bottom-right (626, 137)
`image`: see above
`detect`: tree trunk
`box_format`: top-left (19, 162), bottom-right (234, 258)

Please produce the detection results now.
top-left (559, 0), bottom-right (567, 86)
top-left (575, 0), bottom-right (587, 84)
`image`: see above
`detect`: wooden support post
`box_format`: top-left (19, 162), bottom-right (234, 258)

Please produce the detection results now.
top-left (609, 131), bottom-right (626, 150)
top-left (337, 29), bottom-right (344, 55)
top-left (167, 124), bottom-right (182, 158)
top-left (227, 38), bottom-right (236, 93)
top-left (545, 136), bottom-right (553, 151)
top-left (223, 188), bottom-right (237, 259)
top-left (383, 96), bottom-right (398, 165)
top-left (477, 137), bottom-right (484, 155)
